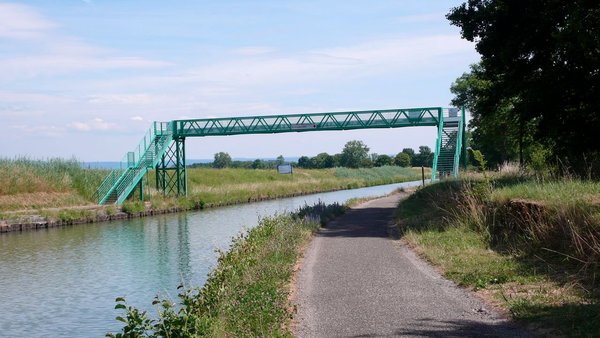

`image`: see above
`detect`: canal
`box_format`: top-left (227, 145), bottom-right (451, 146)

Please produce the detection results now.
top-left (0, 181), bottom-right (423, 337)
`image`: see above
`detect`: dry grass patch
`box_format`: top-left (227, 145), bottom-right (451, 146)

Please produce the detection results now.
top-left (0, 192), bottom-right (90, 212)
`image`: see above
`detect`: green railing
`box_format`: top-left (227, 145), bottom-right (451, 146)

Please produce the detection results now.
top-left (431, 110), bottom-right (445, 181)
top-left (95, 107), bottom-right (466, 204)
top-left (453, 108), bottom-right (466, 177)
top-left (95, 121), bottom-right (172, 204)
top-left (173, 108), bottom-right (442, 137)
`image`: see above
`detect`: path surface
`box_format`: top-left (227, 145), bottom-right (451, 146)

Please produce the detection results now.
top-left (295, 193), bottom-right (530, 337)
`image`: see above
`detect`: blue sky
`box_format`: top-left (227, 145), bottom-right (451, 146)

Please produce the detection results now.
top-left (1, 1), bottom-right (478, 161)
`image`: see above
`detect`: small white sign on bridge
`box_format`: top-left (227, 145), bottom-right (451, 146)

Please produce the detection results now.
top-left (277, 164), bottom-right (293, 174)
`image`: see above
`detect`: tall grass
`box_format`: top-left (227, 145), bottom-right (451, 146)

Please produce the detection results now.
top-left (0, 157), bottom-right (107, 211)
top-left (396, 176), bottom-right (600, 335)
top-left (1, 161), bottom-right (422, 213)
top-left (491, 179), bottom-right (600, 205)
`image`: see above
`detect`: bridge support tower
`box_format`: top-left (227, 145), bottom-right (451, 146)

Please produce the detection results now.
top-left (156, 137), bottom-right (187, 196)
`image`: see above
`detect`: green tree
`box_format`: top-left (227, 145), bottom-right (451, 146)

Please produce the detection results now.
top-left (448, 0), bottom-right (600, 174)
top-left (297, 156), bottom-right (311, 168)
top-left (394, 152), bottom-right (411, 167)
top-left (340, 140), bottom-right (370, 168)
top-left (413, 146), bottom-right (433, 167)
top-left (450, 63), bottom-right (526, 167)
top-left (401, 148), bottom-right (415, 158)
top-left (213, 152), bottom-right (232, 168)
top-left (333, 153), bottom-right (342, 167)
top-left (252, 159), bottom-right (264, 169)
top-left (374, 154), bottom-right (393, 167)
top-left (276, 155), bottom-right (285, 165)
top-left (312, 152), bottom-right (335, 169)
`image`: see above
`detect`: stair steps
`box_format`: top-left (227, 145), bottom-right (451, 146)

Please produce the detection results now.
top-left (94, 122), bottom-right (173, 205)
top-left (433, 110), bottom-right (464, 180)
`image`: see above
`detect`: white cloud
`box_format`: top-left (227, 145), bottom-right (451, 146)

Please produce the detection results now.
top-left (10, 124), bottom-right (64, 137)
top-left (87, 94), bottom-right (156, 105)
top-left (0, 54), bottom-right (171, 80)
top-left (0, 3), bottom-right (55, 39)
top-left (179, 34), bottom-right (473, 88)
top-left (87, 33), bottom-right (473, 101)
top-left (68, 118), bottom-right (117, 132)
top-left (0, 3), bottom-right (171, 81)
top-left (130, 116), bottom-right (144, 121)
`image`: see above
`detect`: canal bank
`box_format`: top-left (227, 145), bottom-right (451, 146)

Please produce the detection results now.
top-left (0, 181), bottom-right (422, 337)
top-left (1, 168), bottom-right (428, 234)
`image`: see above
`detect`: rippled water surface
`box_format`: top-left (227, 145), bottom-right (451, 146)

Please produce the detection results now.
top-left (0, 181), bottom-right (423, 337)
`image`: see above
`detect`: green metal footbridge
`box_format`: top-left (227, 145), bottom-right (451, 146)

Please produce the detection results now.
top-left (94, 107), bottom-right (466, 205)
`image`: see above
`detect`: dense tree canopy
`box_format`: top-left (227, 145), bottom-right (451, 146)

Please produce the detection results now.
top-left (412, 146), bottom-right (433, 167)
top-left (374, 154), bottom-right (393, 167)
top-left (312, 152), bottom-right (335, 169)
top-left (448, 0), bottom-right (600, 173)
top-left (401, 148), bottom-right (415, 158)
top-left (213, 152), bottom-right (232, 168)
top-left (297, 156), bottom-right (311, 168)
top-left (394, 152), bottom-right (411, 167)
top-left (340, 140), bottom-right (370, 168)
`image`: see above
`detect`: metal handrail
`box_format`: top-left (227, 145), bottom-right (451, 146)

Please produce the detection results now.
top-left (95, 122), bottom-right (172, 204)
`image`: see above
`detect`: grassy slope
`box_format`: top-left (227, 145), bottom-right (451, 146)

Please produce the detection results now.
top-left (491, 179), bottom-right (600, 205)
top-left (396, 178), bottom-right (600, 336)
top-left (1, 161), bottom-right (425, 213)
top-left (176, 166), bottom-right (423, 207)
top-left (0, 158), bottom-right (107, 211)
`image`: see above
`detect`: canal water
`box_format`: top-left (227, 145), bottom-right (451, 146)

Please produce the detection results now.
top-left (0, 181), bottom-right (423, 337)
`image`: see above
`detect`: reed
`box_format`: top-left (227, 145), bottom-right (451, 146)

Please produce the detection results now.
top-left (0, 157), bottom-right (107, 211)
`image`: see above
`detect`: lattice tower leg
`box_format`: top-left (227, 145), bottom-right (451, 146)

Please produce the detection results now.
top-left (155, 137), bottom-right (187, 196)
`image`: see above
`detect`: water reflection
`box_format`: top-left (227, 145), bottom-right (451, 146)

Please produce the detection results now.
top-left (0, 180), bottom-right (423, 337)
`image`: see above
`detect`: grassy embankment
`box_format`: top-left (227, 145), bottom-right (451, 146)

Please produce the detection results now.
top-left (147, 165), bottom-right (424, 209)
top-left (108, 202), bottom-right (347, 337)
top-left (396, 172), bottom-right (600, 336)
top-left (0, 157), bottom-right (426, 221)
top-left (0, 158), bottom-right (107, 212)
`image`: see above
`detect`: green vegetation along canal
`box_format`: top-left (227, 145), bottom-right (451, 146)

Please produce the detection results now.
top-left (0, 181), bottom-right (424, 337)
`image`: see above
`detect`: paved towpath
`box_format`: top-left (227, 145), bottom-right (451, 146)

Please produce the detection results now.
top-left (294, 193), bottom-right (530, 337)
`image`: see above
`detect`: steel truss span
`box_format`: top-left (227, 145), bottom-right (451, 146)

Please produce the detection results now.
top-left (95, 107), bottom-right (466, 205)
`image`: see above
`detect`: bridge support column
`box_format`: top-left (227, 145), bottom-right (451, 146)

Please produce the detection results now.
top-left (462, 106), bottom-right (468, 170)
top-left (156, 137), bottom-right (187, 196)
top-left (431, 108), bottom-right (444, 181)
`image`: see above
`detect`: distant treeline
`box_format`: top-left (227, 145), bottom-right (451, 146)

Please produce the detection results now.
top-left (190, 140), bottom-right (435, 169)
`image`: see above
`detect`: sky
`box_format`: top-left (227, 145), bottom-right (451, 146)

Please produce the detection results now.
top-left (0, 1), bottom-right (479, 161)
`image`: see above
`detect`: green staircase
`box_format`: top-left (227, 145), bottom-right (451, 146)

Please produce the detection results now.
top-left (432, 108), bottom-right (465, 180)
top-left (95, 122), bottom-right (173, 205)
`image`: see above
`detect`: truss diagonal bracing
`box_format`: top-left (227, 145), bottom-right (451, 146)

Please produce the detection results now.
top-left (156, 138), bottom-right (187, 196)
top-left (95, 107), bottom-right (466, 205)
